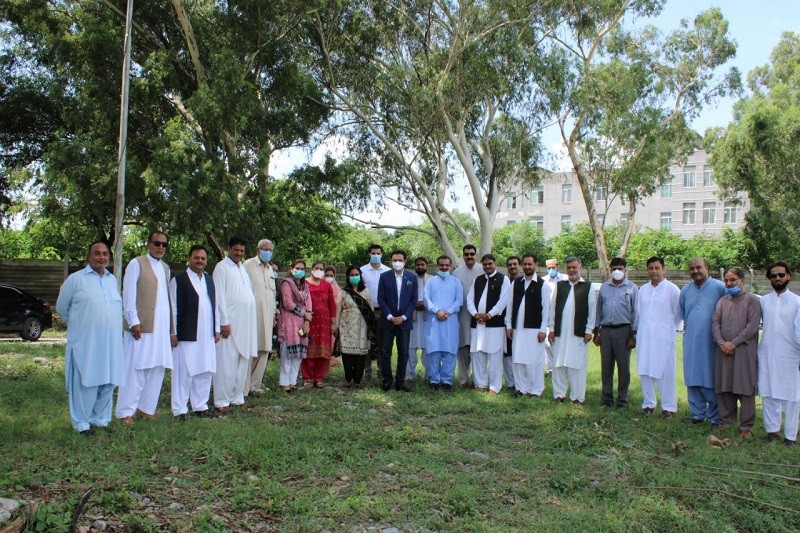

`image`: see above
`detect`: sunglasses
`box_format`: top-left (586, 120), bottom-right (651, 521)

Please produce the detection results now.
top-left (769, 272), bottom-right (788, 279)
top-left (150, 241), bottom-right (168, 248)
top-left (463, 253), bottom-right (476, 257)
top-left (723, 278), bottom-right (740, 283)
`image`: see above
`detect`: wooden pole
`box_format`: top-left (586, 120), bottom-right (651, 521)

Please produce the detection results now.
top-left (113, 0), bottom-right (134, 289)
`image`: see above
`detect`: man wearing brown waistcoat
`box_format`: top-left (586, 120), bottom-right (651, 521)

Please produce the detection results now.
top-left (116, 231), bottom-right (174, 425)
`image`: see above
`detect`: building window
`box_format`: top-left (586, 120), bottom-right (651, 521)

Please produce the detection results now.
top-left (530, 216), bottom-right (544, 229)
top-left (594, 186), bottom-right (606, 201)
top-left (702, 202), bottom-right (716, 224)
top-left (683, 202), bottom-right (696, 225)
top-left (620, 212), bottom-right (629, 226)
top-left (660, 212), bottom-right (672, 230)
top-left (683, 166), bottom-right (696, 188)
top-left (703, 165), bottom-right (714, 187)
top-left (530, 186), bottom-right (544, 204)
top-left (561, 215), bottom-right (571, 229)
top-left (724, 202), bottom-right (738, 224)
top-left (506, 220), bottom-right (517, 226)
top-left (506, 194), bottom-right (517, 209)
top-left (595, 213), bottom-right (606, 226)
top-left (661, 177), bottom-right (674, 198)
top-left (561, 183), bottom-right (572, 203)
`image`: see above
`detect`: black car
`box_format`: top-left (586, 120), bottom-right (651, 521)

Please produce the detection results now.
top-left (0, 283), bottom-right (53, 341)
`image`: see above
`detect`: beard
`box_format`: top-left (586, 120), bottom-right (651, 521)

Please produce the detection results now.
top-left (772, 280), bottom-right (789, 292)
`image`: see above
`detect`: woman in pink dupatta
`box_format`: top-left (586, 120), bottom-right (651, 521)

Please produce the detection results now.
top-left (277, 259), bottom-right (312, 393)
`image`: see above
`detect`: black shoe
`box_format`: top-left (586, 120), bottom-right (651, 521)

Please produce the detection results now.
top-left (192, 409), bottom-right (218, 418)
top-left (442, 384), bottom-right (453, 392)
top-left (682, 417), bottom-right (704, 424)
top-left (786, 439), bottom-right (797, 447)
top-left (396, 384), bottom-right (411, 392)
top-left (382, 382), bottom-right (392, 391)
top-left (176, 414), bottom-right (187, 422)
top-left (79, 429), bottom-right (93, 438)
top-left (429, 383), bottom-right (440, 391)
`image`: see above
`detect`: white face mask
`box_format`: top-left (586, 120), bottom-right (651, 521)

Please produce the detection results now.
top-left (311, 269), bottom-right (324, 279)
top-left (611, 269), bottom-right (625, 281)
top-left (324, 275), bottom-right (335, 283)
top-left (392, 261), bottom-right (405, 271)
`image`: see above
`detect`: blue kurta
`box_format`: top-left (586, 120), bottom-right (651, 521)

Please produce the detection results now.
top-left (57, 265), bottom-right (124, 388)
top-left (679, 277), bottom-right (725, 388)
top-left (423, 275), bottom-right (463, 354)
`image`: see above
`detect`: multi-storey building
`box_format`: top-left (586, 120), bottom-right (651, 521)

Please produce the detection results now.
top-left (496, 147), bottom-right (748, 239)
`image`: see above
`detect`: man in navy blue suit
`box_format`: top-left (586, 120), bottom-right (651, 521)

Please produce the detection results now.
top-left (378, 250), bottom-right (418, 392)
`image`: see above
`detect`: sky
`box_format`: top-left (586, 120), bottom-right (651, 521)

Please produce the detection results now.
top-left (269, 1), bottom-right (800, 228)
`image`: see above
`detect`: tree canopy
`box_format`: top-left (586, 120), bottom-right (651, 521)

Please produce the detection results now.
top-left (706, 32), bottom-right (800, 267)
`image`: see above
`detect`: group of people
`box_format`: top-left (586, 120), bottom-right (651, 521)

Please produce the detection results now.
top-left (56, 236), bottom-right (800, 446)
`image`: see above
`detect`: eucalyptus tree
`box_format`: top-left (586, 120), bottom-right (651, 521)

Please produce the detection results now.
top-left (535, 2), bottom-right (739, 274)
top-left (308, 0), bottom-right (550, 261)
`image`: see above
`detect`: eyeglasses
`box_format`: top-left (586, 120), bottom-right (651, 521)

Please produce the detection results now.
top-left (769, 272), bottom-right (788, 279)
top-left (723, 278), bottom-right (740, 283)
top-left (150, 241), bottom-right (168, 248)
top-left (463, 253), bottom-right (476, 257)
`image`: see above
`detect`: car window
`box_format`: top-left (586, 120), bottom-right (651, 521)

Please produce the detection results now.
top-left (0, 287), bottom-right (22, 300)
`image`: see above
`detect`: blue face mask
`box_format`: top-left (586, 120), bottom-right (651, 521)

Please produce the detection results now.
top-left (437, 270), bottom-right (450, 279)
top-left (292, 269), bottom-right (305, 280)
top-left (259, 249), bottom-right (273, 263)
top-left (548, 268), bottom-right (558, 278)
top-left (370, 254), bottom-right (382, 264)
top-left (725, 285), bottom-right (741, 296)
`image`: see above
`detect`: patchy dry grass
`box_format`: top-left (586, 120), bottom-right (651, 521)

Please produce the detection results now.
top-left (1, 340), bottom-right (799, 531)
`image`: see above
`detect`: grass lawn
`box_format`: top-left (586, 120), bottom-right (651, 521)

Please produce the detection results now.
top-left (1, 339), bottom-right (799, 532)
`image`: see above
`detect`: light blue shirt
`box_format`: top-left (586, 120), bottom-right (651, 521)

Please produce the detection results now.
top-left (57, 265), bottom-right (124, 388)
top-left (423, 275), bottom-right (463, 354)
top-left (680, 277), bottom-right (726, 388)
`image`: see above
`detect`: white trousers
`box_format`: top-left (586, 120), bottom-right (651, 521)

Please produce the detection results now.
top-left (213, 342), bottom-right (249, 408)
top-left (640, 374), bottom-right (677, 412)
top-left (503, 356), bottom-right (515, 388)
top-left (762, 396), bottom-right (800, 441)
top-left (514, 363), bottom-right (544, 396)
top-left (247, 350), bottom-right (270, 393)
top-left (278, 344), bottom-right (302, 387)
top-left (471, 349), bottom-right (503, 393)
top-left (116, 360), bottom-right (165, 418)
top-left (545, 337), bottom-right (554, 373)
top-left (552, 365), bottom-right (587, 402)
top-left (457, 345), bottom-right (472, 385)
top-left (171, 371), bottom-right (213, 415)
top-left (406, 348), bottom-right (428, 380)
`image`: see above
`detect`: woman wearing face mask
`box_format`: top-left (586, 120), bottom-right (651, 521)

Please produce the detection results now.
top-left (335, 266), bottom-right (378, 387)
top-left (277, 259), bottom-right (312, 393)
top-left (324, 265), bottom-right (343, 367)
top-left (303, 260), bottom-right (337, 387)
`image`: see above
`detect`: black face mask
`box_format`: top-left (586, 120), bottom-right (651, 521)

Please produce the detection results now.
top-left (415, 268), bottom-right (427, 276)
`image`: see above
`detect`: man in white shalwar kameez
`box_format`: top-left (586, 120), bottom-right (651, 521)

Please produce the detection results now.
top-left (547, 257), bottom-right (596, 403)
top-left (116, 231), bottom-right (173, 424)
top-left (544, 258), bottom-right (569, 376)
top-left (454, 245), bottom-right (481, 386)
top-left (759, 261), bottom-right (800, 445)
top-left (213, 236), bottom-right (258, 411)
top-left (506, 254), bottom-right (551, 397)
top-left (57, 241), bottom-right (124, 434)
top-left (407, 257), bottom-right (432, 381)
top-left (635, 256), bottom-right (682, 417)
top-left (243, 238), bottom-right (277, 395)
top-left (502, 256), bottom-right (521, 391)
top-left (424, 256), bottom-right (463, 390)
top-left (170, 245), bottom-right (221, 418)
top-left (467, 254), bottom-right (510, 394)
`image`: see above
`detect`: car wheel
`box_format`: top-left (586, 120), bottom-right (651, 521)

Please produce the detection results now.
top-left (21, 317), bottom-right (42, 341)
